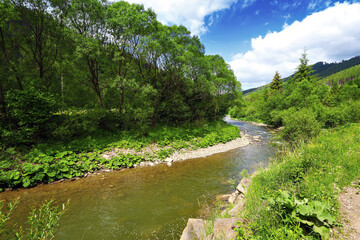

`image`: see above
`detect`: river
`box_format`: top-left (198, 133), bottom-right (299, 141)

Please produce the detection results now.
top-left (0, 118), bottom-right (273, 239)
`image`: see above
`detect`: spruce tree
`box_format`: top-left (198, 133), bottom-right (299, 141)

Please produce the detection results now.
top-left (270, 71), bottom-right (283, 93)
top-left (294, 51), bottom-right (314, 83)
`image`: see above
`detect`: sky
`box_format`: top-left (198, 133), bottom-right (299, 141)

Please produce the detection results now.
top-left (121, 0), bottom-right (360, 90)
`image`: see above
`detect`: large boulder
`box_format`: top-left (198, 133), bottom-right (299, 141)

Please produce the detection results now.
top-left (180, 218), bottom-right (208, 240)
top-left (213, 217), bottom-right (244, 239)
top-left (236, 177), bottom-right (251, 195)
top-left (229, 198), bottom-right (246, 217)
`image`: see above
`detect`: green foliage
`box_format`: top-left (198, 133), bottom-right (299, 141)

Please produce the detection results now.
top-left (1, 0), bottom-right (240, 146)
top-left (281, 108), bottom-right (321, 142)
top-left (320, 64), bottom-right (360, 86)
top-left (267, 190), bottom-right (334, 239)
top-left (270, 71), bottom-right (283, 94)
top-left (4, 88), bottom-right (58, 144)
top-left (0, 198), bottom-right (18, 236)
top-left (240, 169), bottom-right (249, 178)
top-left (234, 53), bottom-right (360, 143)
top-left (0, 199), bottom-right (68, 239)
top-left (0, 121), bottom-right (240, 190)
top-left (294, 51), bottom-right (315, 83)
top-left (237, 123), bottom-right (360, 239)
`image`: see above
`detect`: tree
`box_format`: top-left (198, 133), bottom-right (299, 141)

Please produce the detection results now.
top-left (0, 0), bottom-right (24, 91)
top-left (55, 0), bottom-right (108, 108)
top-left (207, 55), bottom-right (240, 118)
top-left (294, 51), bottom-right (314, 83)
top-left (13, 0), bottom-right (61, 88)
top-left (270, 71), bottom-right (283, 94)
top-left (107, 1), bottom-right (156, 114)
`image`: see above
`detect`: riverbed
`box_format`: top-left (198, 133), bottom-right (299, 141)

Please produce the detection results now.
top-left (0, 118), bottom-right (273, 239)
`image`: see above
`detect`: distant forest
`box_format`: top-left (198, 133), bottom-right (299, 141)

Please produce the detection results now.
top-left (243, 55), bottom-right (360, 95)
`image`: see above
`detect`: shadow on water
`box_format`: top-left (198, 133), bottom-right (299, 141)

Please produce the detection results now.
top-left (0, 118), bottom-right (273, 240)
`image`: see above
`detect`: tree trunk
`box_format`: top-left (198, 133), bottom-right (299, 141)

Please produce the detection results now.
top-left (88, 58), bottom-right (103, 108)
top-left (94, 82), bottom-right (103, 108)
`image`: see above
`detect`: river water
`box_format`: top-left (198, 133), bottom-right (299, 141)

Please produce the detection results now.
top-left (0, 118), bottom-right (273, 239)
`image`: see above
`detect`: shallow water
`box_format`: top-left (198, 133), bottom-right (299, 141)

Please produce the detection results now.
top-left (0, 118), bottom-right (273, 240)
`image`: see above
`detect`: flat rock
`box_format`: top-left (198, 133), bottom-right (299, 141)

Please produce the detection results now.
top-left (236, 177), bottom-right (251, 195)
top-left (229, 198), bottom-right (246, 217)
top-left (180, 218), bottom-right (208, 240)
top-left (213, 217), bottom-right (243, 240)
top-left (216, 194), bottom-right (232, 202)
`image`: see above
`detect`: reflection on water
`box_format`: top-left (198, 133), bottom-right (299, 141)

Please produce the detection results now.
top-left (0, 119), bottom-right (273, 240)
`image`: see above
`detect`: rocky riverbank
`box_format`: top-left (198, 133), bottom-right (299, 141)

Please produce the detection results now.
top-left (180, 176), bottom-right (252, 240)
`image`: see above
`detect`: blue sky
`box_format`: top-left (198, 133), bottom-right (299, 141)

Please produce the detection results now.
top-left (122, 0), bottom-right (360, 89)
top-left (202, 0), bottom-right (346, 60)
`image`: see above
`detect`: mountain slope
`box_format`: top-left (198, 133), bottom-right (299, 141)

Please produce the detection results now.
top-left (243, 56), bottom-right (360, 95)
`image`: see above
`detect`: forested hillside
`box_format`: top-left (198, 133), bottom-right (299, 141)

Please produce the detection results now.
top-left (0, 0), bottom-right (240, 146)
top-left (243, 56), bottom-right (360, 95)
top-left (320, 64), bottom-right (360, 86)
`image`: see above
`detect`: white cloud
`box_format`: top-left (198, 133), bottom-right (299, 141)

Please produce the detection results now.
top-left (120, 0), bottom-right (240, 36)
top-left (229, 2), bottom-right (360, 90)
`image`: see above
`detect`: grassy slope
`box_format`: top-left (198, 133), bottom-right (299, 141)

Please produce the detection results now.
top-left (236, 123), bottom-right (360, 239)
top-left (0, 121), bottom-right (240, 191)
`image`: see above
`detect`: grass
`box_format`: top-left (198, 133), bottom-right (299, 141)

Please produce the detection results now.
top-left (234, 123), bottom-right (360, 239)
top-left (0, 121), bottom-right (240, 191)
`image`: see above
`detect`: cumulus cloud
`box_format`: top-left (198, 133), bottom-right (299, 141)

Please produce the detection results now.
top-left (229, 2), bottom-right (360, 90)
top-left (121, 0), bottom-right (240, 36)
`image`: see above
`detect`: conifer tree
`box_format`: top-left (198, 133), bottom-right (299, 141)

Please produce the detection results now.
top-left (270, 71), bottom-right (283, 93)
top-left (294, 51), bottom-right (314, 83)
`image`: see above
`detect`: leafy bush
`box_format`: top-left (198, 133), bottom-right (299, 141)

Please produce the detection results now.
top-left (320, 107), bottom-right (348, 128)
top-left (267, 190), bottom-right (334, 239)
top-left (5, 88), bottom-right (58, 144)
top-left (52, 109), bottom-right (121, 141)
top-left (282, 108), bottom-right (321, 142)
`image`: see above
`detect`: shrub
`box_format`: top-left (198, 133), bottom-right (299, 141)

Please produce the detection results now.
top-left (5, 88), bottom-right (58, 144)
top-left (282, 108), bottom-right (321, 142)
top-left (320, 107), bottom-right (348, 128)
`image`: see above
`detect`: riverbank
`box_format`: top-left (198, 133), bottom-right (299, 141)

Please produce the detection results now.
top-left (0, 120), bottom-right (250, 191)
top-left (159, 131), bottom-right (251, 163)
top-left (183, 122), bottom-right (360, 239)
